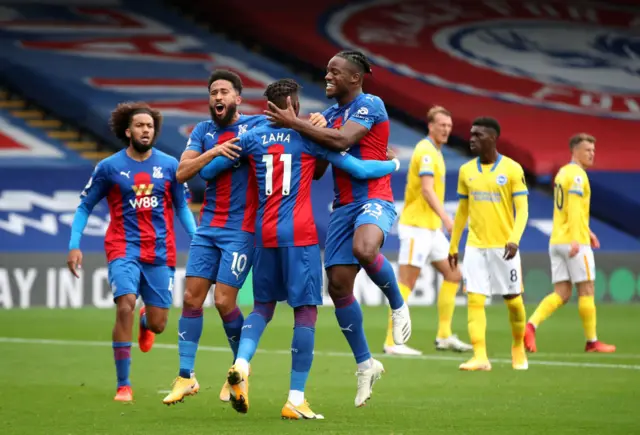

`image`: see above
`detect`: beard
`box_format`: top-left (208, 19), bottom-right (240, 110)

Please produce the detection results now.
top-left (210, 103), bottom-right (237, 127)
top-left (131, 138), bottom-right (153, 154)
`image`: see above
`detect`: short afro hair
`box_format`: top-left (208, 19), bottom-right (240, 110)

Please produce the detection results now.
top-left (472, 117), bottom-right (501, 137)
top-left (336, 50), bottom-right (373, 75)
top-left (109, 101), bottom-right (162, 146)
top-left (208, 69), bottom-right (243, 94)
top-left (263, 78), bottom-right (301, 107)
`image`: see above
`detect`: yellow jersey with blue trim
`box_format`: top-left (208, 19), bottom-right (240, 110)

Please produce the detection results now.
top-left (399, 137), bottom-right (445, 230)
top-left (457, 154), bottom-right (528, 248)
top-left (550, 163), bottom-right (591, 245)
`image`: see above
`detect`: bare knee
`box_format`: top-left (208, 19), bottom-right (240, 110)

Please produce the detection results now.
top-left (554, 282), bottom-right (573, 303)
top-left (576, 281), bottom-right (594, 297)
top-left (398, 265), bottom-right (420, 290)
top-left (115, 296), bottom-right (136, 321)
top-left (352, 225), bottom-right (383, 265)
top-left (214, 283), bottom-right (239, 316)
top-left (145, 306), bottom-right (168, 333)
top-left (433, 260), bottom-right (462, 283)
top-left (183, 277), bottom-right (211, 309)
top-left (327, 266), bottom-right (358, 301)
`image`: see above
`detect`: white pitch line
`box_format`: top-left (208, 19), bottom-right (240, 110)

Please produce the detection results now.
top-left (1, 337), bottom-right (640, 371)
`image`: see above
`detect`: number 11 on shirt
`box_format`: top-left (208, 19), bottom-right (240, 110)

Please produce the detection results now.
top-left (263, 154), bottom-right (292, 196)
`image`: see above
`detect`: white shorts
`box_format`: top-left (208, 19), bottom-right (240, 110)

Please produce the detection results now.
top-left (549, 244), bottom-right (595, 284)
top-left (397, 224), bottom-right (449, 267)
top-left (462, 246), bottom-right (522, 296)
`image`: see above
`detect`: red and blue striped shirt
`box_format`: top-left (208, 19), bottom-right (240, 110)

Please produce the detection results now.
top-left (322, 93), bottom-right (393, 207)
top-left (186, 115), bottom-right (268, 233)
top-left (79, 149), bottom-right (190, 267)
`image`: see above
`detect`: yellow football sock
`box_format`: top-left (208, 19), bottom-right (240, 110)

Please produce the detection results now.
top-left (528, 292), bottom-right (564, 328)
top-left (436, 280), bottom-right (459, 339)
top-left (505, 295), bottom-right (526, 348)
top-left (385, 282), bottom-right (413, 347)
top-left (467, 293), bottom-right (487, 361)
top-left (578, 295), bottom-right (597, 342)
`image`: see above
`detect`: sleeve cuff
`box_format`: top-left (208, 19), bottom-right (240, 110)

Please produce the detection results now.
top-left (512, 191), bottom-right (528, 197)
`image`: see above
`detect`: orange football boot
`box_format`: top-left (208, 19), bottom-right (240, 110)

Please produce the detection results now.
top-left (114, 385), bottom-right (133, 402)
top-left (585, 340), bottom-right (616, 353)
top-left (138, 306), bottom-right (155, 353)
top-left (524, 323), bottom-right (537, 353)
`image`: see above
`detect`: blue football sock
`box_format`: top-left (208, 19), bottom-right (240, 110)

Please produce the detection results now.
top-left (113, 342), bottom-right (132, 388)
top-left (363, 253), bottom-right (404, 310)
top-left (290, 306), bottom-right (317, 393)
top-left (333, 295), bottom-right (371, 364)
top-left (221, 306), bottom-right (244, 360)
top-left (178, 307), bottom-right (203, 379)
top-left (236, 302), bottom-right (275, 363)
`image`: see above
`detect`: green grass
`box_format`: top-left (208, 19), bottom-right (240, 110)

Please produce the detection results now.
top-left (1, 305), bottom-right (639, 434)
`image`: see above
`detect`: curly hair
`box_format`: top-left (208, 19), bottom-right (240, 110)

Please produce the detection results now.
top-left (109, 101), bottom-right (162, 145)
top-left (208, 69), bottom-right (243, 94)
top-left (336, 50), bottom-right (373, 75)
top-left (263, 78), bottom-right (301, 107)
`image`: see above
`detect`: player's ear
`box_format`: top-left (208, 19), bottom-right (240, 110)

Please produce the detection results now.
top-left (125, 128), bottom-right (131, 139)
top-left (235, 95), bottom-right (242, 106)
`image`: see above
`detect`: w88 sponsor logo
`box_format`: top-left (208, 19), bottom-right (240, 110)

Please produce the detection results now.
top-left (129, 195), bottom-right (159, 209)
top-left (130, 184), bottom-right (159, 209)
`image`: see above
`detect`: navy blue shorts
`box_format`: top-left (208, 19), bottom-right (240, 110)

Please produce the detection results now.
top-left (324, 199), bottom-right (397, 268)
top-left (108, 258), bottom-right (174, 309)
top-left (252, 245), bottom-right (323, 308)
top-left (185, 226), bottom-right (254, 288)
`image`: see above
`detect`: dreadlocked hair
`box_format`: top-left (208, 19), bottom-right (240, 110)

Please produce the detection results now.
top-left (109, 101), bottom-right (162, 146)
top-left (263, 78), bottom-right (302, 107)
top-left (336, 50), bottom-right (373, 74)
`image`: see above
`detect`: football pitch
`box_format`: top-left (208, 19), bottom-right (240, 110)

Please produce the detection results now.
top-left (1, 305), bottom-right (639, 434)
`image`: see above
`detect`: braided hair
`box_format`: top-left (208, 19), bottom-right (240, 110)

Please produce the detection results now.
top-left (335, 50), bottom-right (373, 75)
top-left (263, 78), bottom-right (302, 108)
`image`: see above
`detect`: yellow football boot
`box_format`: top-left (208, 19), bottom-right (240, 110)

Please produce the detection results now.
top-left (459, 357), bottom-right (492, 371)
top-left (281, 400), bottom-right (325, 420)
top-left (162, 376), bottom-right (200, 405)
top-left (512, 346), bottom-right (529, 370)
top-left (227, 364), bottom-right (249, 413)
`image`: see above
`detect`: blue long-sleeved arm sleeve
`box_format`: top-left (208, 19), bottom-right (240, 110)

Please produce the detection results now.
top-left (199, 156), bottom-right (236, 181)
top-left (68, 203), bottom-right (91, 250)
top-left (324, 151), bottom-right (398, 179)
top-left (176, 205), bottom-right (196, 238)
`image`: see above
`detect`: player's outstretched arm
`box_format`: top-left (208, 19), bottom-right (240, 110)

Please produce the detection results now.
top-left (323, 151), bottom-right (399, 179)
top-left (199, 155), bottom-right (237, 181)
top-left (177, 138), bottom-right (241, 183)
top-left (265, 97), bottom-right (366, 152)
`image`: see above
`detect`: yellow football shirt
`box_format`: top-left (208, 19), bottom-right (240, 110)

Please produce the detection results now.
top-left (550, 163), bottom-right (591, 245)
top-left (457, 154), bottom-right (528, 248)
top-left (399, 138), bottom-right (445, 230)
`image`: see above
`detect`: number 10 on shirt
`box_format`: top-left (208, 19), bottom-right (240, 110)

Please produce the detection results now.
top-left (263, 153), bottom-right (292, 196)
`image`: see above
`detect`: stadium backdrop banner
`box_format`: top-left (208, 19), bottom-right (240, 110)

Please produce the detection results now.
top-left (1, 252), bottom-right (639, 309)
top-left (204, 0), bottom-right (640, 178)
